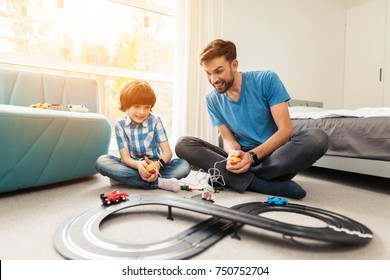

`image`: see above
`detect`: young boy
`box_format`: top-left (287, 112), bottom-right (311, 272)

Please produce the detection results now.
top-left (95, 80), bottom-right (191, 191)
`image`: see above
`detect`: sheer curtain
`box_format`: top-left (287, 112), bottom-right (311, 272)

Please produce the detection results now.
top-left (172, 0), bottom-right (225, 147)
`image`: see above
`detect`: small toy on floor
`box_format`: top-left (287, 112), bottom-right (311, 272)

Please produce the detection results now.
top-left (201, 189), bottom-right (214, 203)
top-left (179, 184), bottom-right (202, 192)
top-left (100, 190), bottom-right (129, 206)
top-left (180, 184), bottom-right (190, 191)
top-left (267, 196), bottom-right (288, 206)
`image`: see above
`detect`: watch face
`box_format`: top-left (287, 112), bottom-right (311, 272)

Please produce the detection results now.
top-left (249, 151), bottom-right (258, 163)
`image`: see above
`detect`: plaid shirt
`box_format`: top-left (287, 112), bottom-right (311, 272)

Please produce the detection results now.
top-left (114, 113), bottom-right (168, 160)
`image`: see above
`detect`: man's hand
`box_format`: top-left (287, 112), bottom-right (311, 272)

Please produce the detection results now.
top-left (226, 150), bottom-right (252, 174)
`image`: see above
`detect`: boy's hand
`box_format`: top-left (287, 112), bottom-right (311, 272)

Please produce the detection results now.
top-left (138, 157), bottom-right (159, 182)
top-left (226, 150), bottom-right (252, 174)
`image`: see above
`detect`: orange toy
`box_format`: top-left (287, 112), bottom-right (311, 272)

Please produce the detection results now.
top-left (146, 163), bottom-right (156, 173)
top-left (228, 156), bottom-right (241, 165)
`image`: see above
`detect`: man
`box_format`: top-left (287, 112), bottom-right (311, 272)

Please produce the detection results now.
top-left (175, 39), bottom-right (328, 199)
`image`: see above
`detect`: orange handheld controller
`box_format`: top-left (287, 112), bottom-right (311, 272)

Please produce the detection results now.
top-left (228, 156), bottom-right (241, 166)
top-left (146, 163), bottom-right (156, 173)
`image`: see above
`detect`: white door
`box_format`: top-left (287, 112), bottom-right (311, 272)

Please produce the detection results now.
top-left (384, 0), bottom-right (390, 106)
top-left (343, 0), bottom-right (386, 109)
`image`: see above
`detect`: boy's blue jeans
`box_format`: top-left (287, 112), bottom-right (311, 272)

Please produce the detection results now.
top-left (95, 155), bottom-right (191, 189)
top-left (174, 128), bottom-right (329, 193)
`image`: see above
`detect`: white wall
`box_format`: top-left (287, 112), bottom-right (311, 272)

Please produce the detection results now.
top-left (221, 0), bottom-right (347, 108)
top-left (347, 0), bottom-right (374, 8)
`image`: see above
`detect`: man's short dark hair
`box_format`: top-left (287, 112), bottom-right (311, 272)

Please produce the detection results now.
top-left (199, 39), bottom-right (237, 65)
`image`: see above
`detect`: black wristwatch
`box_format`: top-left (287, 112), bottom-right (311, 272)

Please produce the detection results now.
top-left (248, 151), bottom-right (259, 166)
top-left (158, 158), bottom-right (166, 168)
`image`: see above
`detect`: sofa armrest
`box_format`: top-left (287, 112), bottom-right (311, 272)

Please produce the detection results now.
top-left (0, 105), bottom-right (111, 193)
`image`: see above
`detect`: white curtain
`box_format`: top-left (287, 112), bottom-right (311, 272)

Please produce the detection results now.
top-left (172, 0), bottom-right (225, 146)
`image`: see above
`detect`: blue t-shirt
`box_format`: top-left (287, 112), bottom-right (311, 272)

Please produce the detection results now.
top-left (206, 70), bottom-right (290, 150)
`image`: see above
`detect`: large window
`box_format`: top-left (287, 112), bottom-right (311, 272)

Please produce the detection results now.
top-left (0, 0), bottom-right (176, 138)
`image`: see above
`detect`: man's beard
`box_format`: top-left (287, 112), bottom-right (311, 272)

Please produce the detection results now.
top-left (213, 76), bottom-right (234, 93)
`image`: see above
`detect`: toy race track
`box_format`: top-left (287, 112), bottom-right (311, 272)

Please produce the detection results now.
top-left (54, 194), bottom-right (373, 260)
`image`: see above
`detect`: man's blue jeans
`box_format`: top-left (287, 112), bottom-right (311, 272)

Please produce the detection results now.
top-left (95, 155), bottom-right (191, 189)
top-left (174, 128), bottom-right (329, 193)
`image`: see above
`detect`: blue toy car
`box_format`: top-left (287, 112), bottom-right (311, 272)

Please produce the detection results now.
top-left (267, 196), bottom-right (288, 206)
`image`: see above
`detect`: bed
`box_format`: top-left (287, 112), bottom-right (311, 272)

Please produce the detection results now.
top-left (288, 100), bottom-right (390, 179)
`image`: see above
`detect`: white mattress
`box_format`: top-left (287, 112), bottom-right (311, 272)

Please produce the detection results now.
top-left (289, 106), bottom-right (390, 119)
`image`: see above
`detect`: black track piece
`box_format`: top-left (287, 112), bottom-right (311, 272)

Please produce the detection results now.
top-left (54, 195), bottom-right (373, 260)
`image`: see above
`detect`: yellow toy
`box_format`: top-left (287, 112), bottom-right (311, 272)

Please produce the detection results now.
top-left (146, 163), bottom-right (157, 173)
top-left (30, 103), bottom-right (50, 109)
top-left (228, 156), bottom-right (241, 165)
top-left (30, 103), bottom-right (62, 110)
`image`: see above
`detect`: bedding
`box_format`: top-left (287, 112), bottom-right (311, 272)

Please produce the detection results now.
top-left (289, 106), bottom-right (390, 119)
top-left (289, 107), bottom-right (390, 161)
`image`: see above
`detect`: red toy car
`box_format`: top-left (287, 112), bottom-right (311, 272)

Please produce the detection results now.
top-left (100, 190), bottom-right (129, 206)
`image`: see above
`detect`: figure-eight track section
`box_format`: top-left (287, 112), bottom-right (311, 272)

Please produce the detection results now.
top-left (54, 195), bottom-right (373, 260)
